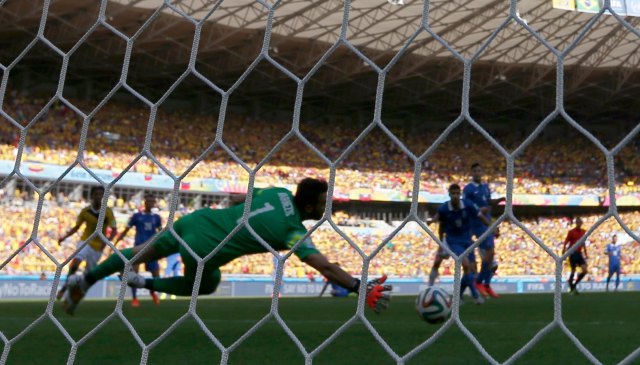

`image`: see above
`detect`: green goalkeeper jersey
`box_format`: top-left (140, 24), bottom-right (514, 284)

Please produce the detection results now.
top-left (175, 187), bottom-right (320, 267)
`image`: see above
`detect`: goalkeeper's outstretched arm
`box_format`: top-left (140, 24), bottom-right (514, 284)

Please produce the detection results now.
top-left (303, 253), bottom-right (356, 288)
top-left (303, 253), bottom-right (392, 313)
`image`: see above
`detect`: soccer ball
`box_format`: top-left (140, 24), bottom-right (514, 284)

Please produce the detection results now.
top-left (415, 286), bottom-right (453, 324)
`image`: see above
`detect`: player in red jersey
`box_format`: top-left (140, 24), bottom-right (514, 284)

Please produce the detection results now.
top-left (562, 217), bottom-right (588, 295)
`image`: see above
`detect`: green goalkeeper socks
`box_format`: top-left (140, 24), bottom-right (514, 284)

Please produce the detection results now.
top-left (85, 248), bottom-right (221, 297)
top-left (147, 277), bottom-right (201, 296)
top-left (147, 270), bottom-right (221, 296)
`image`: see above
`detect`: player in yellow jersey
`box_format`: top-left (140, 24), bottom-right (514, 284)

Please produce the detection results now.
top-left (56, 186), bottom-right (118, 299)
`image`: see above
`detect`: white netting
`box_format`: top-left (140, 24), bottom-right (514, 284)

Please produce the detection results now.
top-left (1, 0), bottom-right (640, 364)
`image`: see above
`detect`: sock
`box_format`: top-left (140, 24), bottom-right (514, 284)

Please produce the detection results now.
top-left (59, 265), bottom-right (80, 292)
top-left (606, 276), bottom-right (611, 290)
top-left (478, 261), bottom-right (491, 285)
top-left (568, 272), bottom-right (575, 288)
top-left (575, 272), bottom-right (586, 286)
top-left (483, 262), bottom-right (494, 286)
top-left (475, 268), bottom-right (485, 285)
top-left (85, 248), bottom-right (135, 285)
top-left (466, 273), bottom-right (479, 298)
top-left (460, 275), bottom-right (468, 297)
top-left (146, 277), bottom-right (196, 296)
top-left (131, 287), bottom-right (137, 299)
top-left (615, 273), bottom-right (620, 290)
top-left (428, 268), bottom-right (439, 286)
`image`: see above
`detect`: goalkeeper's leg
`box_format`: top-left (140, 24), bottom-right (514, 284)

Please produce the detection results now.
top-left (128, 232), bottom-right (221, 296)
top-left (144, 267), bottom-right (221, 296)
top-left (84, 232), bottom-right (178, 286)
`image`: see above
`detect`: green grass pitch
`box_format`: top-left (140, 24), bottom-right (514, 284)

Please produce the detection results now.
top-left (1, 292), bottom-right (638, 365)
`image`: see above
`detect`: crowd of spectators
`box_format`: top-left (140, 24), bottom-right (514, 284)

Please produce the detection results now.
top-left (1, 94), bottom-right (638, 197)
top-left (1, 190), bottom-right (638, 281)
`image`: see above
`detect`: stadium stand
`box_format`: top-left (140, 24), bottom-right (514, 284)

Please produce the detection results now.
top-left (1, 189), bottom-right (638, 279)
top-left (1, 96), bottom-right (638, 196)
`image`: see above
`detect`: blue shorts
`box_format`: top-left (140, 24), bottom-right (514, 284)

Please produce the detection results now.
top-left (472, 224), bottom-right (495, 250)
top-left (609, 263), bottom-right (621, 275)
top-left (446, 236), bottom-right (475, 262)
top-left (144, 260), bottom-right (159, 272)
top-left (135, 242), bottom-right (159, 272)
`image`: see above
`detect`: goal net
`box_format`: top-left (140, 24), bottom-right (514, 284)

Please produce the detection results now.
top-left (1, 0), bottom-right (639, 364)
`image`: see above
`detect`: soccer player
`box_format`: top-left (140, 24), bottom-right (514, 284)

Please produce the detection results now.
top-left (114, 194), bottom-right (163, 307)
top-left (562, 217), bottom-right (588, 295)
top-left (319, 263), bottom-right (350, 297)
top-left (605, 234), bottom-right (622, 292)
top-left (463, 163), bottom-right (504, 299)
top-left (426, 212), bottom-right (455, 286)
top-left (56, 186), bottom-right (117, 299)
top-left (62, 178), bottom-right (392, 315)
top-left (432, 184), bottom-right (493, 304)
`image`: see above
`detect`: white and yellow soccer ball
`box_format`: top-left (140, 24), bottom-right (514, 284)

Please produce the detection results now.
top-left (415, 286), bottom-right (453, 324)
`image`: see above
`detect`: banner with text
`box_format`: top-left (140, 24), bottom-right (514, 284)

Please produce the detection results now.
top-left (0, 160), bottom-right (609, 206)
top-left (1, 276), bottom-right (639, 299)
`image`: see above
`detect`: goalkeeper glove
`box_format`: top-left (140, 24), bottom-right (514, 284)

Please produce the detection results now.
top-left (352, 275), bottom-right (392, 314)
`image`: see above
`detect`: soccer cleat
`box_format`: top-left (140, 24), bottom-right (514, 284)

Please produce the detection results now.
top-left (473, 295), bottom-right (485, 305)
top-left (131, 298), bottom-right (140, 307)
top-left (474, 282), bottom-right (489, 298)
top-left (484, 285), bottom-right (500, 298)
top-left (151, 292), bottom-right (160, 305)
top-left (56, 287), bottom-right (66, 301)
top-left (63, 275), bottom-right (88, 315)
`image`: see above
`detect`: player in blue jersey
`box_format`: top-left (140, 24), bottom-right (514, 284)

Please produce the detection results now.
top-left (463, 163), bottom-right (505, 299)
top-left (433, 184), bottom-right (493, 304)
top-left (605, 234), bottom-right (622, 292)
top-left (115, 194), bottom-right (163, 306)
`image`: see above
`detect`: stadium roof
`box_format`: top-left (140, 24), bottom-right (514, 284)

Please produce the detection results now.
top-left (1, 0), bottom-right (640, 123)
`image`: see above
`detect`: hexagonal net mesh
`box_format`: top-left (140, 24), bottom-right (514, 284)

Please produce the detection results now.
top-left (1, 0), bottom-right (640, 364)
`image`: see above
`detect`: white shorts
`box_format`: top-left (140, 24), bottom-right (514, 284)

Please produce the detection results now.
top-left (75, 244), bottom-right (103, 270)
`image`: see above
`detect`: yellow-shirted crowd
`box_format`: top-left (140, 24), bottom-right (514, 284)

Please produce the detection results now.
top-left (1, 191), bottom-right (638, 280)
top-left (1, 95), bottom-right (638, 197)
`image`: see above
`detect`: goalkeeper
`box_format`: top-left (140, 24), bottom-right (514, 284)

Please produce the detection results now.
top-left (63, 178), bottom-right (391, 314)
